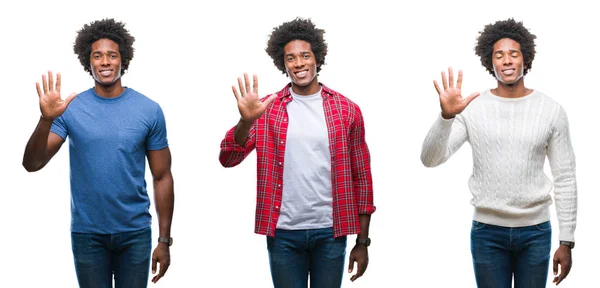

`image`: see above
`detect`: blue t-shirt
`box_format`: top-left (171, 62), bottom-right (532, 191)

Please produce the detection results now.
top-left (51, 87), bottom-right (168, 234)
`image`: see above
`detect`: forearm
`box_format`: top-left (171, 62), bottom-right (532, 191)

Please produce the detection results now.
top-left (234, 118), bottom-right (254, 146)
top-left (357, 214), bottom-right (371, 239)
top-left (420, 113), bottom-right (466, 167)
top-left (22, 116), bottom-right (54, 171)
top-left (154, 172), bottom-right (174, 238)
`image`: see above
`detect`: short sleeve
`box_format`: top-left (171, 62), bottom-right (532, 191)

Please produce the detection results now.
top-left (50, 116), bottom-right (68, 140)
top-left (146, 105), bottom-right (169, 151)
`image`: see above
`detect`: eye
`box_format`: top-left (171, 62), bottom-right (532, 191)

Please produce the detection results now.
top-left (93, 55), bottom-right (100, 59)
top-left (303, 54), bottom-right (310, 59)
top-left (111, 54), bottom-right (117, 59)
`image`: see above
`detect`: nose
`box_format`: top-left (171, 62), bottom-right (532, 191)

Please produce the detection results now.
top-left (100, 55), bottom-right (110, 66)
top-left (293, 57), bottom-right (304, 68)
top-left (502, 54), bottom-right (512, 66)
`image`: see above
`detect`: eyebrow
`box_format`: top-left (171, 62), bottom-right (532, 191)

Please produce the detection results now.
top-left (285, 51), bottom-right (311, 56)
top-left (91, 50), bottom-right (119, 54)
top-left (494, 49), bottom-right (520, 53)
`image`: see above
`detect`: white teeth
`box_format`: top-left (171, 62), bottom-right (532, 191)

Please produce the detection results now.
top-left (100, 70), bottom-right (112, 76)
top-left (503, 69), bottom-right (515, 76)
top-left (296, 71), bottom-right (307, 77)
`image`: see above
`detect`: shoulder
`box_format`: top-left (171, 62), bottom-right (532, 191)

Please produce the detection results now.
top-left (322, 84), bottom-right (362, 115)
top-left (126, 88), bottom-right (160, 106)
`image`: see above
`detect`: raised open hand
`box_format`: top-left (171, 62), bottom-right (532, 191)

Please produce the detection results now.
top-left (232, 73), bottom-right (277, 123)
top-left (36, 71), bottom-right (77, 120)
top-left (433, 67), bottom-right (479, 119)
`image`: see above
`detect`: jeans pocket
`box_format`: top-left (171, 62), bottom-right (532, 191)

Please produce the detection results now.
top-left (535, 221), bottom-right (552, 231)
top-left (471, 220), bottom-right (487, 231)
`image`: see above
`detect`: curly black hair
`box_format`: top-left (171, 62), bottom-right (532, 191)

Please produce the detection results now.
top-left (474, 18), bottom-right (537, 76)
top-left (73, 18), bottom-right (135, 76)
top-left (266, 17), bottom-right (328, 75)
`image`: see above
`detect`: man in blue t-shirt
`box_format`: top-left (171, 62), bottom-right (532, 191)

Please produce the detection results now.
top-left (22, 18), bottom-right (175, 288)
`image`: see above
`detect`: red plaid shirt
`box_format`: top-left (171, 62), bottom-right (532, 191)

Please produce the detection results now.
top-left (219, 83), bottom-right (375, 238)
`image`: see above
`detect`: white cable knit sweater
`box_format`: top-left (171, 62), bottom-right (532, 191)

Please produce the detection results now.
top-left (421, 89), bottom-right (577, 241)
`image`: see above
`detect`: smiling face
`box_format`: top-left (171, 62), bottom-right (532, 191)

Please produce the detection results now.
top-left (283, 39), bottom-right (320, 95)
top-left (90, 38), bottom-right (122, 87)
top-left (492, 38), bottom-right (525, 85)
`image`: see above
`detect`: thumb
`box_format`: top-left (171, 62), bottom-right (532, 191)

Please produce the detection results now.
top-left (64, 92), bottom-right (78, 106)
top-left (348, 254), bottom-right (355, 273)
top-left (263, 93), bottom-right (278, 106)
top-left (152, 255), bottom-right (158, 274)
top-left (464, 92), bottom-right (480, 105)
top-left (553, 257), bottom-right (559, 275)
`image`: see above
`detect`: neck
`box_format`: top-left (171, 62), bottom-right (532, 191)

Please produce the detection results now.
top-left (492, 78), bottom-right (531, 98)
top-left (291, 78), bottom-right (320, 96)
top-left (94, 78), bottom-right (125, 98)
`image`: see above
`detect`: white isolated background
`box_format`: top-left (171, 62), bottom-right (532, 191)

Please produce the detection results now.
top-left (1, 0), bottom-right (598, 287)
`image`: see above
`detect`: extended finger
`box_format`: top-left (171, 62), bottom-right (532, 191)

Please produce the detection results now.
top-left (441, 71), bottom-right (448, 91)
top-left (457, 70), bottom-right (463, 90)
top-left (463, 92), bottom-right (480, 106)
top-left (263, 93), bottom-right (278, 107)
top-left (237, 77), bottom-right (245, 97)
top-left (244, 73), bottom-right (251, 95)
top-left (42, 74), bottom-right (48, 95)
top-left (56, 73), bottom-right (61, 93)
top-left (253, 74), bottom-right (258, 95)
top-left (232, 85), bottom-right (241, 101)
top-left (448, 67), bottom-right (454, 89)
top-left (48, 71), bottom-right (54, 92)
top-left (433, 80), bottom-right (442, 96)
top-left (36, 82), bottom-right (42, 98)
top-left (64, 92), bottom-right (78, 106)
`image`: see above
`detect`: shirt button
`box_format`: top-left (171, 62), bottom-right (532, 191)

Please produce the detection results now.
top-left (278, 184), bottom-right (281, 187)
top-left (280, 141), bottom-right (284, 144)
top-left (279, 162), bottom-right (282, 165)
top-left (284, 118), bottom-right (287, 122)
top-left (275, 206), bottom-right (279, 209)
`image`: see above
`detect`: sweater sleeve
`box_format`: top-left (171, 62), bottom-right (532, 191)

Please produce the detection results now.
top-left (420, 113), bottom-right (469, 167)
top-left (547, 106), bottom-right (578, 242)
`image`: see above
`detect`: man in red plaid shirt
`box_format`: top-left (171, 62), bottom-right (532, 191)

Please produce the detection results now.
top-left (219, 17), bottom-right (376, 287)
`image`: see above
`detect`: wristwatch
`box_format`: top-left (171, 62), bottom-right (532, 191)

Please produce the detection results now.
top-left (158, 237), bottom-right (173, 246)
top-left (356, 237), bottom-right (371, 247)
top-left (560, 241), bottom-right (575, 249)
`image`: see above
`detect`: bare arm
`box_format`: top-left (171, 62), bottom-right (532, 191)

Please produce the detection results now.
top-left (22, 117), bottom-right (65, 172)
top-left (148, 147), bottom-right (174, 241)
top-left (147, 147), bottom-right (174, 283)
top-left (23, 71), bottom-right (76, 172)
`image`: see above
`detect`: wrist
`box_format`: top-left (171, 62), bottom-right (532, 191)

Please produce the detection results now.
top-left (158, 237), bottom-right (173, 247)
top-left (356, 237), bottom-right (371, 247)
top-left (441, 112), bottom-right (455, 119)
top-left (40, 115), bottom-right (55, 123)
top-left (239, 118), bottom-right (254, 126)
top-left (559, 241), bottom-right (575, 249)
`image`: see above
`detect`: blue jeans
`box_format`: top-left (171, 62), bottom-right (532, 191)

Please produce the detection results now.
top-left (71, 227), bottom-right (152, 288)
top-left (470, 220), bottom-right (552, 288)
top-left (266, 227), bottom-right (347, 288)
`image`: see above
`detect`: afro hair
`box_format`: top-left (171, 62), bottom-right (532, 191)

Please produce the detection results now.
top-left (266, 17), bottom-right (328, 75)
top-left (474, 18), bottom-right (537, 76)
top-left (73, 18), bottom-right (135, 76)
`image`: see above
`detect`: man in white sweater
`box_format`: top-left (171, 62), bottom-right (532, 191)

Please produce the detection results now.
top-left (420, 18), bottom-right (577, 287)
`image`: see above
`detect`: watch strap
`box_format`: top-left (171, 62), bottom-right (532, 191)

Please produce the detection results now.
top-left (158, 237), bottom-right (173, 246)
